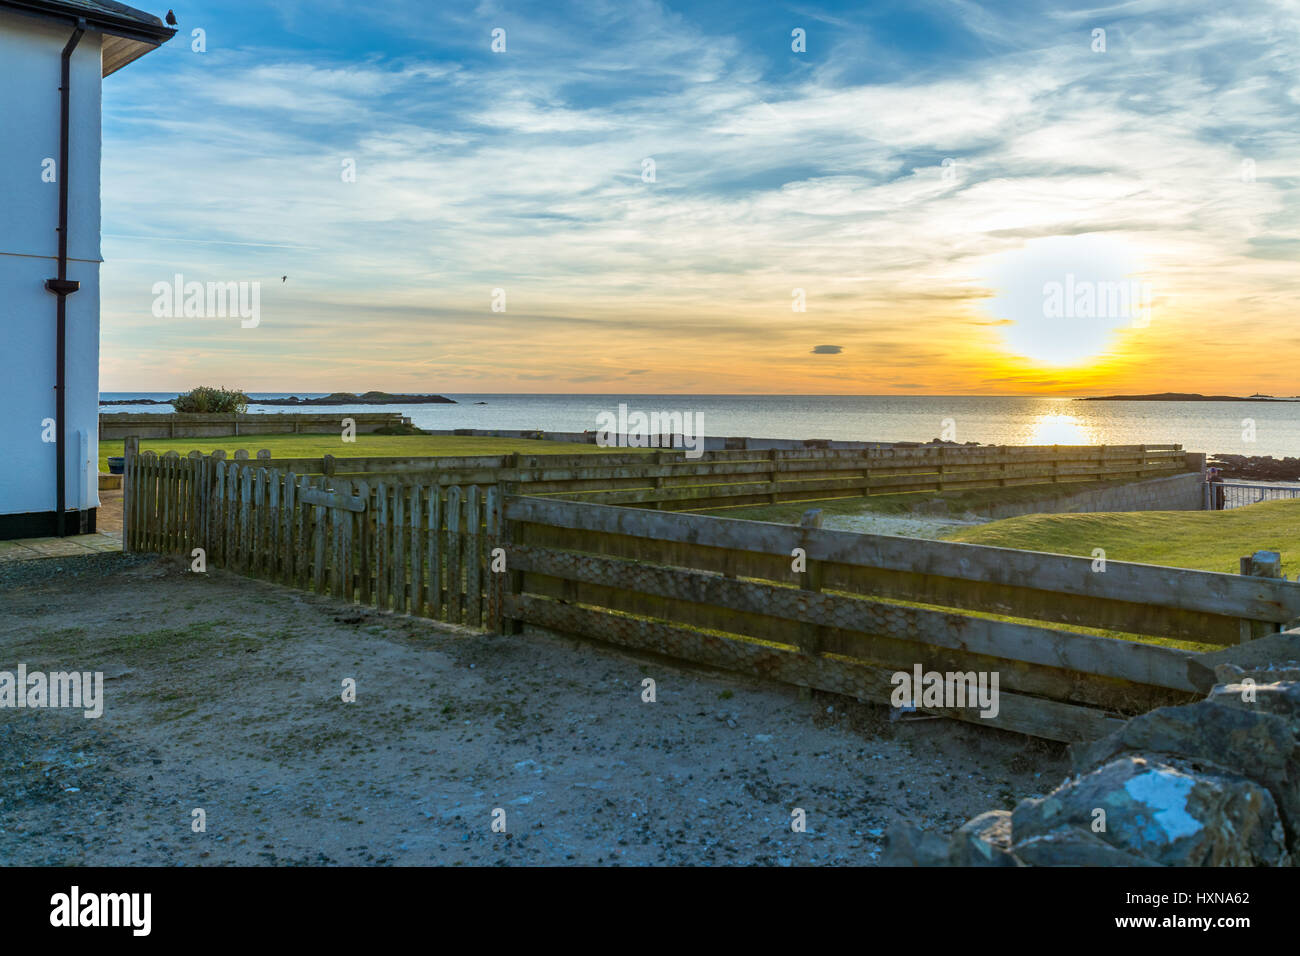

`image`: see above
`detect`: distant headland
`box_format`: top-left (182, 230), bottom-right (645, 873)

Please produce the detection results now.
top-left (1077, 392), bottom-right (1299, 403)
top-left (101, 391), bottom-right (457, 407)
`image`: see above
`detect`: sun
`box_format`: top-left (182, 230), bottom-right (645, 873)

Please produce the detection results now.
top-left (977, 235), bottom-right (1153, 368)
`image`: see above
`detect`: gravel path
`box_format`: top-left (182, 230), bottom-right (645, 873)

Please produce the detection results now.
top-left (0, 553), bottom-right (1062, 866)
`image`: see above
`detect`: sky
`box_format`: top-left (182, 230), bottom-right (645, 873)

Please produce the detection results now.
top-left (98, 0), bottom-right (1300, 395)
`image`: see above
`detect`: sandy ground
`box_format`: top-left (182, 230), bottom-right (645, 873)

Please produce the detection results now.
top-left (0, 552), bottom-right (1064, 866)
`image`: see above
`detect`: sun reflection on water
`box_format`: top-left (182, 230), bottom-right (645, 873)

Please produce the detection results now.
top-left (1027, 413), bottom-right (1097, 445)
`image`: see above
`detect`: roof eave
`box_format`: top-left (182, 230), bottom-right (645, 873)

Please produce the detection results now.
top-left (0, 0), bottom-right (176, 75)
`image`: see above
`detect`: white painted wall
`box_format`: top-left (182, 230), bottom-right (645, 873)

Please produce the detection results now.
top-left (0, 10), bottom-right (104, 517)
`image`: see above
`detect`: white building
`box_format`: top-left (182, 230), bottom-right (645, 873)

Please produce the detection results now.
top-left (0, 0), bottom-right (173, 539)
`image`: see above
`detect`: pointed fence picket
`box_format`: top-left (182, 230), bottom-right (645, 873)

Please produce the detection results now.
top-left (122, 450), bottom-right (500, 630)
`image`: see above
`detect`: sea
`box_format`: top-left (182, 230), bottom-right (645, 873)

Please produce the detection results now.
top-left (98, 394), bottom-right (1300, 458)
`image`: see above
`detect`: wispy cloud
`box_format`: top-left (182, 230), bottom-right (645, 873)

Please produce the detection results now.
top-left (99, 0), bottom-right (1300, 394)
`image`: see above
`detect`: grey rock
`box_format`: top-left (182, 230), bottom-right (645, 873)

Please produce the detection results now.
top-left (1068, 696), bottom-right (1300, 854)
top-left (948, 810), bottom-right (1019, 866)
top-left (1209, 681), bottom-right (1300, 725)
top-left (880, 825), bottom-right (950, 866)
top-left (1010, 824), bottom-right (1162, 867)
top-left (1013, 755), bottom-right (1289, 867)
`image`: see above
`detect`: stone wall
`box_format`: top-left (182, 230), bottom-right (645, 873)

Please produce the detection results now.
top-left (977, 471), bottom-right (1207, 519)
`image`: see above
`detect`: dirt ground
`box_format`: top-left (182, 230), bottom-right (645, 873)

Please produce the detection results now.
top-left (0, 552), bottom-right (1065, 866)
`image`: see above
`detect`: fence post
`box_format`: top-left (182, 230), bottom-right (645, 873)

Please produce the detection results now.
top-left (653, 451), bottom-right (666, 510)
top-left (501, 481), bottom-right (524, 634)
top-left (1239, 550), bottom-right (1283, 643)
top-left (122, 436), bottom-right (139, 551)
top-left (485, 485), bottom-right (502, 632)
top-left (795, 508), bottom-right (826, 699)
top-left (769, 448), bottom-right (780, 504)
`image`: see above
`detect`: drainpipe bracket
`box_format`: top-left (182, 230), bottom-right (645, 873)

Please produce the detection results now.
top-left (45, 278), bottom-right (80, 296)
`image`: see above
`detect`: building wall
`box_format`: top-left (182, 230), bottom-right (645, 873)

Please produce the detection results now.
top-left (0, 11), bottom-right (104, 520)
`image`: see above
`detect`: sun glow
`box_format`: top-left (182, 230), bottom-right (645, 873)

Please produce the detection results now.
top-left (979, 235), bottom-right (1153, 369)
top-left (1027, 413), bottom-right (1096, 445)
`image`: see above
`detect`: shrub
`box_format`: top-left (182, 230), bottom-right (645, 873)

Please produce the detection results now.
top-left (172, 386), bottom-right (249, 414)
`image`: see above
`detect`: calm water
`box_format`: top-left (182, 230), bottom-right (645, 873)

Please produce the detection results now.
top-left (99, 394), bottom-right (1300, 458)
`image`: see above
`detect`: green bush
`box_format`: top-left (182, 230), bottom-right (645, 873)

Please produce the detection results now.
top-left (172, 386), bottom-right (249, 414)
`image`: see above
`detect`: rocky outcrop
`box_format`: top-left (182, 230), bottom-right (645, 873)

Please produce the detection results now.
top-left (884, 636), bottom-right (1300, 866)
top-left (1208, 454), bottom-right (1300, 482)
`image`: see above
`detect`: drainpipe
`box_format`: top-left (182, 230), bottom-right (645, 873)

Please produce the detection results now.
top-left (45, 19), bottom-right (86, 537)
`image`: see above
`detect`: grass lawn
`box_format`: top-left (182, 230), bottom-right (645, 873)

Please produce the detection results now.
top-left (98, 433), bottom-right (642, 474)
top-left (697, 478), bottom-right (1153, 523)
top-left (943, 499), bottom-right (1300, 576)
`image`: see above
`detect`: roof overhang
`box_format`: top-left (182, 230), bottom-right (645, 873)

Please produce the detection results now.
top-left (0, 0), bottom-right (175, 76)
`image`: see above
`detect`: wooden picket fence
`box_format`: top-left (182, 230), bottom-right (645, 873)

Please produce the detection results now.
top-left (125, 449), bottom-right (500, 629)
top-left (148, 442), bottom-right (1191, 513)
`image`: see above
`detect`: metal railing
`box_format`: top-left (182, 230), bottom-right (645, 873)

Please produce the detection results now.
top-left (1206, 481), bottom-right (1300, 510)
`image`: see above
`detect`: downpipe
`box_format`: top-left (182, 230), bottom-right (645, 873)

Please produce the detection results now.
top-left (45, 18), bottom-right (86, 537)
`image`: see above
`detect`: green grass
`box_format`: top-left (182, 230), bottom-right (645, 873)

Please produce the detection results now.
top-left (943, 499), bottom-right (1300, 575)
top-left (99, 433), bottom-right (644, 474)
top-left (696, 478), bottom-right (1153, 524)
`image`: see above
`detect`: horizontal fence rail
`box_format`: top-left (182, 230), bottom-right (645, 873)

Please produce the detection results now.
top-left (498, 495), bottom-right (1300, 742)
top-left (144, 443), bottom-right (1192, 513)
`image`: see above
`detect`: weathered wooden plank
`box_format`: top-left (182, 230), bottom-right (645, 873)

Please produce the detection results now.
top-left (503, 497), bottom-right (1300, 625)
top-left (280, 471), bottom-right (296, 584)
top-left (506, 545), bottom-right (1197, 692)
top-left (238, 465), bottom-right (253, 572)
top-left (354, 480), bottom-right (371, 605)
top-left (376, 482), bottom-right (389, 611)
top-left (408, 484), bottom-right (423, 617)
top-left (298, 487), bottom-right (367, 512)
top-left (312, 483), bottom-right (327, 595)
top-left (465, 485), bottom-right (483, 628)
top-left (484, 486), bottom-right (502, 631)
top-left (393, 483), bottom-right (406, 613)
top-left (507, 595), bottom-right (1125, 742)
top-left (514, 517), bottom-right (1241, 644)
top-left (295, 475), bottom-right (311, 590)
top-left (253, 467), bottom-right (268, 576)
top-left (426, 486), bottom-right (441, 620)
top-left (446, 485), bottom-right (463, 624)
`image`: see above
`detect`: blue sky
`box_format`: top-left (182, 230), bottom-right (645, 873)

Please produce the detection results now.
top-left (99, 0), bottom-right (1300, 393)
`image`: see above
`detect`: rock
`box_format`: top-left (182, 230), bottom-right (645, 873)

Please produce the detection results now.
top-left (880, 825), bottom-right (950, 866)
top-left (947, 810), bottom-right (1018, 866)
top-left (1215, 663), bottom-right (1300, 685)
top-left (1012, 755), bottom-right (1289, 866)
top-left (1186, 632), bottom-right (1300, 693)
top-left (1067, 697), bottom-right (1300, 854)
top-left (1209, 681), bottom-right (1300, 725)
top-left (1010, 824), bottom-right (1162, 867)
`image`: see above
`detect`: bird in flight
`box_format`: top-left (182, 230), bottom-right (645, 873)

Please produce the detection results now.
top-left (165, 9), bottom-right (177, 26)
top-left (281, 276), bottom-right (288, 283)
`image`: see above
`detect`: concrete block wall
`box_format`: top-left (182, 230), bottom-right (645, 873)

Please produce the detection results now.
top-left (977, 471), bottom-right (1207, 520)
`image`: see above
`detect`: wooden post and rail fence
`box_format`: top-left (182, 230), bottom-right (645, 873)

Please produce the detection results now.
top-left (125, 442), bottom-right (1193, 513)
top-left (122, 440), bottom-right (1296, 742)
